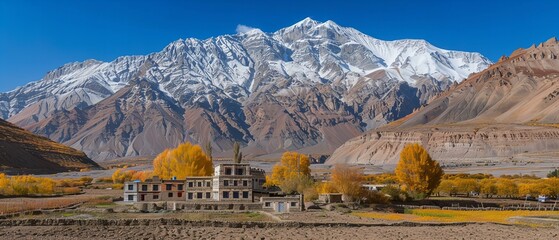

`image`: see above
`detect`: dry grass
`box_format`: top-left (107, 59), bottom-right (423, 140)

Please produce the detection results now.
top-left (354, 209), bottom-right (559, 224)
top-left (0, 198), bottom-right (86, 214)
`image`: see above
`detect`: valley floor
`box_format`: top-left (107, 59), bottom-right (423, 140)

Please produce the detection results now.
top-left (1, 221), bottom-right (558, 240)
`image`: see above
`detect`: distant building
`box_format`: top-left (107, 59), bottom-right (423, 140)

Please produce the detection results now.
top-left (362, 184), bottom-right (387, 192)
top-left (261, 195), bottom-right (303, 213)
top-left (124, 163), bottom-right (265, 203)
top-left (318, 193), bottom-right (343, 204)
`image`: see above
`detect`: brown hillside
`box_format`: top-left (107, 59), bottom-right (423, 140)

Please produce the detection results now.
top-left (328, 37), bottom-right (559, 165)
top-left (0, 118), bottom-right (100, 174)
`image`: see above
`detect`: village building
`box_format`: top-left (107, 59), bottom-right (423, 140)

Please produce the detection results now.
top-left (260, 195), bottom-right (303, 213)
top-left (362, 184), bottom-right (387, 192)
top-left (124, 163), bottom-right (266, 203)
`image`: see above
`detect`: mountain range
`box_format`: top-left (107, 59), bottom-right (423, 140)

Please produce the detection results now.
top-left (0, 18), bottom-right (491, 162)
top-left (328, 37), bottom-right (559, 165)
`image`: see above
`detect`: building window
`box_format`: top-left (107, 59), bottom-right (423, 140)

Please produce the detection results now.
top-left (225, 168), bottom-right (232, 175)
top-left (291, 202), bottom-right (297, 207)
top-left (178, 184), bottom-right (183, 190)
top-left (166, 184), bottom-right (172, 190)
top-left (127, 195), bottom-right (134, 201)
top-left (223, 192), bottom-right (229, 198)
top-left (206, 181), bottom-right (211, 187)
top-left (265, 202), bottom-right (271, 207)
top-left (153, 185), bottom-right (159, 191)
top-left (197, 192), bottom-right (203, 199)
top-left (178, 192), bottom-right (183, 198)
top-left (236, 168), bottom-right (244, 175)
top-left (153, 194), bottom-right (159, 200)
top-left (233, 180), bottom-right (238, 186)
top-left (128, 184), bottom-right (134, 191)
top-left (142, 185), bottom-right (148, 191)
top-left (188, 193), bottom-right (193, 199)
top-left (197, 182), bottom-right (202, 187)
top-left (168, 192), bottom-right (173, 198)
top-left (243, 180), bottom-right (248, 186)
top-left (242, 191), bottom-right (249, 199)
top-left (233, 191), bottom-right (239, 199)
top-left (188, 182), bottom-right (193, 188)
top-left (206, 192), bottom-right (211, 199)
top-left (224, 180), bottom-right (229, 186)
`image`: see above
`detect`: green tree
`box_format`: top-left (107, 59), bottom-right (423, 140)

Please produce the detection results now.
top-left (548, 169), bottom-right (559, 178)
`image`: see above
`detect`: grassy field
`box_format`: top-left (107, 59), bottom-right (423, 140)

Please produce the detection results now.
top-left (354, 209), bottom-right (559, 224)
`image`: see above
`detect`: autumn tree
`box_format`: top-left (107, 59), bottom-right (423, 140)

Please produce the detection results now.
top-left (365, 173), bottom-right (398, 184)
top-left (153, 142), bottom-right (214, 179)
top-left (455, 178), bottom-right (480, 197)
top-left (331, 164), bottom-right (364, 201)
top-left (0, 173), bottom-right (8, 195)
top-left (395, 143), bottom-right (443, 199)
top-left (316, 182), bottom-right (337, 194)
top-left (112, 168), bottom-right (152, 183)
top-left (279, 175), bottom-right (314, 195)
top-left (479, 179), bottom-right (498, 198)
top-left (265, 151), bottom-right (311, 193)
top-left (495, 179), bottom-right (518, 198)
top-left (436, 179), bottom-right (456, 197)
top-left (545, 178), bottom-right (559, 197)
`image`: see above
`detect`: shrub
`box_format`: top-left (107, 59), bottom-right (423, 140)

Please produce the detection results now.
top-left (381, 185), bottom-right (410, 202)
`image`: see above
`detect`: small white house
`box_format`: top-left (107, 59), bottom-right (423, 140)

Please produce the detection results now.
top-left (260, 195), bottom-right (302, 213)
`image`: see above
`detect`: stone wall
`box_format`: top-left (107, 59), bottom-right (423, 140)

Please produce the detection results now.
top-left (133, 201), bottom-right (262, 212)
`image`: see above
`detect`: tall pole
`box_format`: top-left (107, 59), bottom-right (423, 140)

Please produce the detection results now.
top-left (554, 167), bottom-right (558, 210)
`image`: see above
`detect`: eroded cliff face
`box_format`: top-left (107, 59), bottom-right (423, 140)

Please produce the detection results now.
top-left (329, 37), bottom-right (559, 165)
top-left (329, 125), bottom-right (559, 165)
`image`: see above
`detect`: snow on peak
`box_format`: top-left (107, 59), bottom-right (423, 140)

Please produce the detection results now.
top-left (293, 17), bottom-right (320, 28)
top-left (1, 18), bottom-right (493, 120)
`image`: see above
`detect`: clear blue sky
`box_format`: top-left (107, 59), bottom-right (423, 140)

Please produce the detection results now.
top-left (1, 0), bottom-right (558, 92)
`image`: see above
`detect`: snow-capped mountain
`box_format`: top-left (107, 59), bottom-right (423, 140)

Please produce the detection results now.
top-left (0, 18), bottom-right (492, 161)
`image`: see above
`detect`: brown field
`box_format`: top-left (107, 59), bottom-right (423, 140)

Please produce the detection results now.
top-left (0, 220), bottom-right (558, 240)
top-left (0, 191), bottom-right (558, 240)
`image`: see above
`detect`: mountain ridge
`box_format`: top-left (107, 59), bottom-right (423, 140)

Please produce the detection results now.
top-left (1, 18), bottom-right (492, 161)
top-left (328, 37), bottom-right (559, 165)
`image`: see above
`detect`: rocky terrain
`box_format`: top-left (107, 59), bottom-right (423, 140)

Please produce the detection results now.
top-left (0, 119), bottom-right (99, 174)
top-left (328, 37), bottom-right (559, 165)
top-left (0, 18), bottom-right (491, 161)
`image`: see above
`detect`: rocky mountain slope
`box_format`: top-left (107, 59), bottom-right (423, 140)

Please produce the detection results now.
top-left (328, 37), bottom-right (559, 165)
top-left (0, 18), bottom-right (491, 161)
top-left (0, 119), bottom-right (99, 174)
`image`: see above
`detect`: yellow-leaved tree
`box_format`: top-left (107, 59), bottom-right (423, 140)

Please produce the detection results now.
top-left (112, 168), bottom-right (152, 183)
top-left (395, 143), bottom-right (443, 199)
top-left (265, 151), bottom-right (311, 193)
top-left (331, 164), bottom-right (364, 201)
top-left (153, 142), bottom-right (214, 179)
